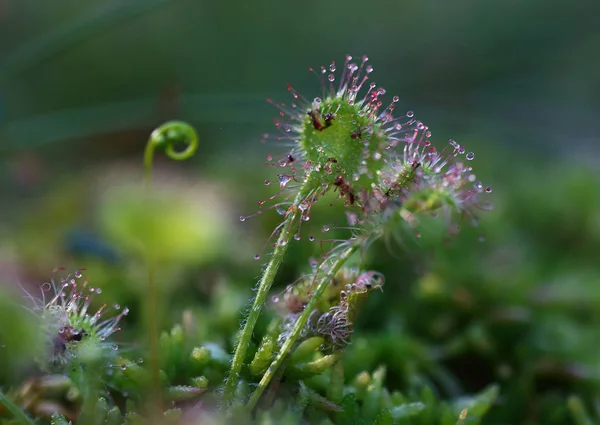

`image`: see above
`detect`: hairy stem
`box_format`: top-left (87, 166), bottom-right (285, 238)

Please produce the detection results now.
top-left (224, 185), bottom-right (317, 400)
top-left (246, 241), bottom-right (360, 409)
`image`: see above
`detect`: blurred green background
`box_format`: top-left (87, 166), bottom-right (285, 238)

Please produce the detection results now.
top-left (1, 0), bottom-right (600, 424)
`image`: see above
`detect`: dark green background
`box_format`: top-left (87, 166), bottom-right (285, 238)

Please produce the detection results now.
top-left (1, 1), bottom-right (600, 424)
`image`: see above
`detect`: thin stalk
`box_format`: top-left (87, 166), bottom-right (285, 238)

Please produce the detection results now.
top-left (141, 121), bottom-right (198, 413)
top-left (246, 241), bottom-right (360, 409)
top-left (146, 262), bottom-right (163, 415)
top-left (224, 192), bottom-right (305, 400)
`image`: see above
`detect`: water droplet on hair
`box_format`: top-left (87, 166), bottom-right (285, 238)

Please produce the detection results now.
top-left (272, 296), bottom-right (280, 303)
top-left (240, 216), bottom-right (246, 222)
top-left (466, 152), bottom-right (475, 160)
top-left (406, 111), bottom-right (414, 118)
top-left (323, 225), bottom-right (330, 232)
top-left (485, 186), bottom-right (492, 193)
top-left (278, 174), bottom-right (292, 188)
top-left (137, 358), bottom-right (144, 364)
top-left (120, 364), bottom-right (127, 370)
top-left (254, 254), bottom-right (260, 260)
top-left (276, 206), bottom-right (286, 215)
top-left (74, 271), bottom-right (82, 279)
top-left (302, 215), bottom-right (310, 222)
top-left (474, 181), bottom-right (483, 191)
top-left (113, 345), bottom-right (119, 351)
top-left (264, 180), bottom-right (270, 186)
top-left (114, 304), bottom-right (120, 310)
top-left (96, 288), bottom-right (102, 294)
top-left (328, 74), bottom-right (335, 82)
top-left (294, 234), bottom-right (301, 241)
top-left (308, 236), bottom-right (315, 242)
top-left (279, 240), bottom-right (287, 246)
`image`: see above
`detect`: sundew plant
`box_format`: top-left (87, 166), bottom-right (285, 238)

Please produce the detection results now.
top-left (1, 54), bottom-right (549, 425)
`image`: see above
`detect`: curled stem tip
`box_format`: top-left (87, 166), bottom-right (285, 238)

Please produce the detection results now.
top-left (143, 120), bottom-right (199, 184)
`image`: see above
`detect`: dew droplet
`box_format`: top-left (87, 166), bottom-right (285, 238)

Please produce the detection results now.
top-left (474, 181), bottom-right (483, 191)
top-left (302, 215), bottom-right (310, 222)
top-left (485, 186), bottom-right (492, 193)
top-left (278, 174), bottom-right (292, 188)
top-left (74, 270), bottom-right (82, 279)
top-left (264, 180), bottom-right (270, 186)
top-left (328, 74), bottom-right (335, 82)
top-left (137, 358), bottom-right (144, 364)
top-left (308, 235), bottom-right (315, 242)
top-left (120, 364), bottom-right (127, 370)
top-left (466, 152), bottom-right (475, 160)
top-left (96, 288), bottom-right (102, 294)
top-left (406, 111), bottom-right (414, 118)
top-left (294, 234), bottom-right (301, 241)
top-left (279, 240), bottom-right (287, 246)
top-left (114, 304), bottom-right (120, 310)
top-left (323, 225), bottom-right (330, 232)
top-left (254, 254), bottom-right (261, 260)
top-left (240, 216), bottom-right (246, 222)
top-left (272, 296), bottom-right (280, 303)
top-left (112, 345), bottom-right (119, 351)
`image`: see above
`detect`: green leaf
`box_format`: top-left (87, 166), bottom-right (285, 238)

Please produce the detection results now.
top-left (390, 402), bottom-right (426, 420)
top-left (568, 395), bottom-right (594, 425)
top-left (50, 412), bottom-right (71, 425)
top-left (374, 408), bottom-right (394, 425)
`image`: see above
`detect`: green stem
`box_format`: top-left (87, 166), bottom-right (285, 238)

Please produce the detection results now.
top-left (246, 241), bottom-right (360, 409)
top-left (141, 120), bottom-right (198, 413)
top-left (0, 391), bottom-right (35, 425)
top-left (146, 262), bottom-right (163, 415)
top-left (223, 190), bottom-right (307, 401)
top-left (143, 120), bottom-right (199, 185)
